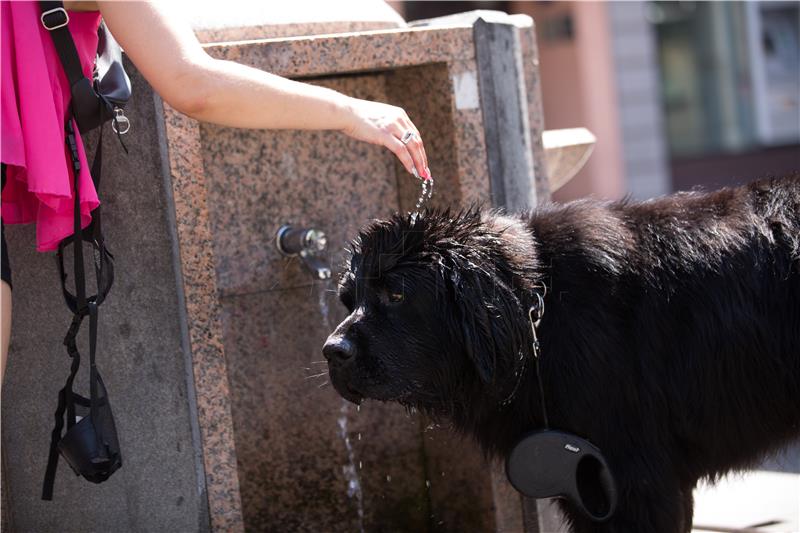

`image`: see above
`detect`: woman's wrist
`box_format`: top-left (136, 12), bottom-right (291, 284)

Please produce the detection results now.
top-left (327, 91), bottom-right (356, 133)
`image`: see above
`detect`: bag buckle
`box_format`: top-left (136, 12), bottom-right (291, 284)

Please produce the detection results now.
top-left (111, 108), bottom-right (130, 135)
top-left (41, 7), bottom-right (70, 31)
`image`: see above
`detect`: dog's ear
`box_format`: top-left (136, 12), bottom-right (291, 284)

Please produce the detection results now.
top-left (450, 266), bottom-right (524, 384)
top-left (458, 273), bottom-right (496, 382)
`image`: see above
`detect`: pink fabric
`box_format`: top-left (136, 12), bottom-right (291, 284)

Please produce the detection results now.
top-left (1, 1), bottom-right (102, 251)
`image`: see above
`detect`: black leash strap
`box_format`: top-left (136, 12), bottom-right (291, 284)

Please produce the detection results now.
top-left (528, 287), bottom-right (550, 429)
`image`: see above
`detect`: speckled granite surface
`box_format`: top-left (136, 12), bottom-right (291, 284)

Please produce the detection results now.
top-left (203, 26), bottom-right (476, 78)
top-left (218, 286), bottom-right (431, 531)
top-left (188, 0), bottom-right (405, 43)
top-left (200, 75), bottom-right (398, 297)
top-left (161, 106), bottom-right (245, 532)
top-left (161, 14), bottom-right (549, 532)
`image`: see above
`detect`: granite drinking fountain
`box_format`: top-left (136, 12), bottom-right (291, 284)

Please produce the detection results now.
top-left (0, 7), bottom-right (587, 533)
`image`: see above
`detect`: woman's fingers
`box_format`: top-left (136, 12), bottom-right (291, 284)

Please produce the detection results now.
top-left (391, 124), bottom-right (428, 180)
top-left (401, 115), bottom-right (429, 176)
top-left (339, 98), bottom-right (431, 180)
top-left (384, 133), bottom-right (418, 176)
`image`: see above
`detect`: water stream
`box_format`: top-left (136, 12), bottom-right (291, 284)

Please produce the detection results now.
top-left (415, 175), bottom-right (434, 210)
top-left (318, 281), bottom-right (365, 532)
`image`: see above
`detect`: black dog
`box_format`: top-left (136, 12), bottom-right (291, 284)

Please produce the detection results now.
top-left (323, 176), bottom-right (800, 532)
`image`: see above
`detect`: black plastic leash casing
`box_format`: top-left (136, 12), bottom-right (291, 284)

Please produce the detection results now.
top-left (506, 429), bottom-right (618, 522)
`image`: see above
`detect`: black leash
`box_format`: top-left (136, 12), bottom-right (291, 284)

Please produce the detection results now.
top-left (528, 286), bottom-right (549, 428)
top-left (505, 281), bottom-right (620, 522)
top-left (499, 283), bottom-right (549, 421)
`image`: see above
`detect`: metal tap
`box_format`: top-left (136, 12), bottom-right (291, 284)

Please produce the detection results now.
top-left (275, 225), bottom-right (331, 280)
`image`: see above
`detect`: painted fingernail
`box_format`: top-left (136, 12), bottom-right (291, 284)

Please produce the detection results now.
top-left (411, 167), bottom-right (420, 179)
top-left (425, 167), bottom-right (432, 180)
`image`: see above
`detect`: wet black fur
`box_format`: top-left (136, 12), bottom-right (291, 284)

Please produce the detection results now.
top-left (324, 176), bottom-right (800, 532)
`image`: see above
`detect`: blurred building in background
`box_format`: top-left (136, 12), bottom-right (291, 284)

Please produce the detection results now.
top-left (397, 1), bottom-right (800, 201)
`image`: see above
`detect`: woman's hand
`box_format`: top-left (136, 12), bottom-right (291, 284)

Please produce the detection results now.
top-left (338, 97), bottom-right (430, 180)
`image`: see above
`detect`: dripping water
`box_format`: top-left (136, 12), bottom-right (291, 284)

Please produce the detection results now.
top-left (338, 403), bottom-right (365, 532)
top-left (414, 172), bottom-right (434, 210)
top-left (318, 281), bottom-right (365, 532)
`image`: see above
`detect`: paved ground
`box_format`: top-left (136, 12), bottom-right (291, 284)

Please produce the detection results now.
top-left (692, 444), bottom-right (800, 533)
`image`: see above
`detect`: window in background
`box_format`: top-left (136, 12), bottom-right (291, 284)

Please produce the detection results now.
top-left (650, 1), bottom-right (800, 159)
top-left (746, 1), bottom-right (800, 146)
top-left (650, 2), bottom-right (761, 158)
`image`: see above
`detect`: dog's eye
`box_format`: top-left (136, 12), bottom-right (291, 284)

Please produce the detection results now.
top-left (388, 292), bottom-right (404, 304)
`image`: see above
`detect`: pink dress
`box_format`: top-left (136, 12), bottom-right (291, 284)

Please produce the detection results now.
top-left (1, 1), bottom-right (102, 252)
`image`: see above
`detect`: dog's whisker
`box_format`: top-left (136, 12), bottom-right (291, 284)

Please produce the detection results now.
top-left (309, 360), bottom-right (328, 365)
top-left (317, 380), bottom-right (329, 389)
top-left (304, 371), bottom-right (328, 380)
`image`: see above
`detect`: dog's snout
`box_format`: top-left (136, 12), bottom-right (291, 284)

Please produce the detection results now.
top-left (323, 337), bottom-right (356, 363)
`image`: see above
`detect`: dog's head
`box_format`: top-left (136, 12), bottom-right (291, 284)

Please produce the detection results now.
top-left (323, 209), bottom-right (539, 422)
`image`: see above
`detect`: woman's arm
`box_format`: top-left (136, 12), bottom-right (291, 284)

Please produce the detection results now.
top-left (97, 1), bottom-right (429, 178)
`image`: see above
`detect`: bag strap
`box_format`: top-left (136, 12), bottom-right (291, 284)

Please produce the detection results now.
top-left (42, 118), bottom-right (112, 500)
top-left (39, 1), bottom-right (84, 88)
top-left (88, 301), bottom-right (100, 422)
top-left (40, 0), bottom-right (111, 134)
top-left (56, 122), bottom-right (114, 314)
top-left (41, 314), bottom-right (85, 501)
top-left (40, 1), bottom-right (120, 500)
top-left (68, 120), bottom-right (88, 311)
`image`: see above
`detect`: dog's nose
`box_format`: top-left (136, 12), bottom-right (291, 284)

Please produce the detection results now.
top-left (323, 337), bottom-right (356, 363)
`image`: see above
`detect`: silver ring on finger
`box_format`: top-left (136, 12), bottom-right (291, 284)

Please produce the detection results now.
top-left (400, 130), bottom-right (415, 145)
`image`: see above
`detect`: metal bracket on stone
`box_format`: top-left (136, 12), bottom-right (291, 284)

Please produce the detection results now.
top-left (473, 16), bottom-right (537, 212)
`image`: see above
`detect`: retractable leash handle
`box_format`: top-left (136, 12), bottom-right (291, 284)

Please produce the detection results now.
top-left (506, 430), bottom-right (618, 522)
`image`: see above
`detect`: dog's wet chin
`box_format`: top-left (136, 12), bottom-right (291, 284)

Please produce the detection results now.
top-left (333, 381), bottom-right (364, 405)
top-left (329, 366), bottom-right (411, 406)
top-left (328, 369), bottom-right (364, 404)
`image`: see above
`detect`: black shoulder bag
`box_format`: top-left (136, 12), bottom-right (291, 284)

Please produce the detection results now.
top-left (38, 2), bottom-right (131, 500)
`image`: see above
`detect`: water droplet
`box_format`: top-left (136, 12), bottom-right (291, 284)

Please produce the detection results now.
top-left (359, 461), bottom-right (363, 469)
top-left (425, 480), bottom-right (431, 488)
top-left (357, 433), bottom-right (361, 441)
top-left (386, 475), bottom-right (392, 482)
top-left (415, 175), bottom-right (435, 209)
